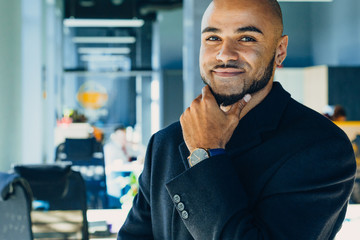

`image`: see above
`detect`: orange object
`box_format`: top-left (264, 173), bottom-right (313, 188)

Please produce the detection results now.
top-left (92, 127), bottom-right (104, 142)
top-left (77, 92), bottom-right (108, 109)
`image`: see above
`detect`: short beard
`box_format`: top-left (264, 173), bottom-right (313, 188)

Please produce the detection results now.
top-left (203, 55), bottom-right (275, 106)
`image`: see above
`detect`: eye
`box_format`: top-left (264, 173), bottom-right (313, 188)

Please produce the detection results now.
top-left (206, 36), bottom-right (221, 41)
top-left (240, 36), bottom-right (256, 42)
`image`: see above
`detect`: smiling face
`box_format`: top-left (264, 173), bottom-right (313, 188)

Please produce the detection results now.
top-left (200, 0), bottom-right (288, 106)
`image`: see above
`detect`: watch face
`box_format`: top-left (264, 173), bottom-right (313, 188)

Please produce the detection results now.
top-left (190, 148), bottom-right (209, 166)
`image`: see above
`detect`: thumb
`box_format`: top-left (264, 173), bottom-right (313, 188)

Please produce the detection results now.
top-left (202, 85), bottom-right (217, 102)
top-left (227, 94), bottom-right (251, 118)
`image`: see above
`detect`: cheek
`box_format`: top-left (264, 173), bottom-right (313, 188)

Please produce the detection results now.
top-left (199, 47), bottom-right (205, 66)
top-left (245, 49), bottom-right (268, 72)
top-left (200, 43), bottom-right (219, 61)
top-left (199, 49), bottom-right (211, 72)
top-left (200, 45), bottom-right (210, 59)
top-left (243, 47), bottom-right (261, 62)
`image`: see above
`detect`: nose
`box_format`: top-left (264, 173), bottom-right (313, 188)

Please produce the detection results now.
top-left (216, 40), bottom-right (239, 63)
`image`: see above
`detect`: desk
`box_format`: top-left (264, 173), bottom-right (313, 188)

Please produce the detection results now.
top-left (336, 204), bottom-right (360, 239)
top-left (87, 209), bottom-right (127, 236)
top-left (105, 161), bottom-right (143, 175)
top-left (31, 209), bottom-right (128, 240)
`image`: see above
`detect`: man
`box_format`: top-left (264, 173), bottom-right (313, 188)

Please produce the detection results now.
top-left (118, 0), bottom-right (356, 239)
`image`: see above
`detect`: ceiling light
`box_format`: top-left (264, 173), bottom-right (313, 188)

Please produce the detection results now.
top-left (64, 19), bottom-right (145, 28)
top-left (79, 0), bottom-right (95, 7)
top-left (80, 55), bottom-right (127, 62)
top-left (78, 47), bottom-right (131, 54)
top-left (111, 0), bottom-right (124, 5)
top-left (278, 0), bottom-right (332, 2)
top-left (73, 36), bottom-right (136, 44)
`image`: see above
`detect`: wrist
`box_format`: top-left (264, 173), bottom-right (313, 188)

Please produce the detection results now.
top-left (188, 148), bottom-right (226, 167)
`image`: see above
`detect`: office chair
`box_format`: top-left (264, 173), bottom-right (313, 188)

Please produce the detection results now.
top-left (351, 135), bottom-right (360, 203)
top-left (56, 137), bottom-right (108, 209)
top-left (13, 163), bottom-right (89, 240)
top-left (0, 171), bottom-right (33, 240)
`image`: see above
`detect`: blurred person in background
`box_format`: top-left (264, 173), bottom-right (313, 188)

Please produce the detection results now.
top-left (104, 125), bottom-right (132, 208)
top-left (332, 105), bottom-right (347, 121)
top-left (104, 125), bottom-right (132, 164)
top-left (322, 105), bottom-right (347, 122)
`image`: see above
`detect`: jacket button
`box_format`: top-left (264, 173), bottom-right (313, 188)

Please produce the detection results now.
top-left (181, 210), bottom-right (189, 220)
top-left (177, 202), bottom-right (185, 211)
top-left (173, 194), bottom-right (181, 203)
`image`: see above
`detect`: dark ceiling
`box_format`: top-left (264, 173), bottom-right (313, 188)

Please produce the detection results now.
top-left (64, 0), bottom-right (183, 20)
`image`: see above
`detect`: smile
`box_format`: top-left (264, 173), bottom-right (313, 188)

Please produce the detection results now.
top-left (212, 68), bottom-right (245, 77)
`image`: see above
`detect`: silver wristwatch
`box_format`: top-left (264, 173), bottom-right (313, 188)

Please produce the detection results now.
top-left (188, 148), bottom-right (226, 167)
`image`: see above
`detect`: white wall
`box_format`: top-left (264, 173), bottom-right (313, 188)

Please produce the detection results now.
top-left (275, 68), bottom-right (305, 103)
top-left (303, 66), bottom-right (328, 113)
top-left (0, 0), bottom-right (23, 171)
top-left (275, 66), bottom-right (328, 114)
top-left (21, 0), bottom-right (43, 165)
top-left (0, 0), bottom-right (59, 171)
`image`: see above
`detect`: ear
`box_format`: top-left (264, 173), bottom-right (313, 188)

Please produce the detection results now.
top-left (275, 35), bottom-right (288, 66)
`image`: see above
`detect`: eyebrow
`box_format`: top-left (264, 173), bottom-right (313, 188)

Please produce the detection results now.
top-left (201, 26), bottom-right (264, 35)
top-left (202, 27), bottom-right (220, 34)
top-left (236, 26), bottom-right (263, 35)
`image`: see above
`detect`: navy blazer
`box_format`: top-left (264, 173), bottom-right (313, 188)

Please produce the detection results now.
top-left (118, 82), bottom-right (356, 240)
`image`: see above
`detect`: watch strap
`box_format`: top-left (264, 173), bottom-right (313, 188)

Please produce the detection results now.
top-left (208, 148), bottom-right (226, 157)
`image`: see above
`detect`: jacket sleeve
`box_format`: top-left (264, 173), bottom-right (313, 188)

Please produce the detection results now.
top-left (165, 136), bottom-right (356, 240)
top-left (117, 136), bottom-right (155, 240)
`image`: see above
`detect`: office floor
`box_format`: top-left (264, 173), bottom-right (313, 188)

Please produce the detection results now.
top-left (31, 205), bottom-right (357, 239)
top-left (31, 209), bottom-right (127, 240)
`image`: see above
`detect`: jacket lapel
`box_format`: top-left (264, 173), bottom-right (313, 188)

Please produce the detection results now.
top-left (227, 82), bottom-right (291, 156)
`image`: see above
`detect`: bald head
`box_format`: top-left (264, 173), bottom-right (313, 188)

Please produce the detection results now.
top-left (205, 0), bottom-right (284, 37)
top-left (265, 0), bottom-right (283, 34)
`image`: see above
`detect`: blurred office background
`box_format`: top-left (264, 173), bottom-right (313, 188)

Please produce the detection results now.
top-left (2, 0), bottom-right (360, 238)
top-left (1, 0), bottom-right (360, 208)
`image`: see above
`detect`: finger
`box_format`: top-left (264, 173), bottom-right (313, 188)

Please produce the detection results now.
top-left (202, 85), bottom-right (217, 103)
top-left (227, 94), bottom-right (251, 118)
top-left (196, 91), bottom-right (203, 99)
top-left (194, 92), bottom-right (202, 102)
top-left (180, 112), bottom-right (185, 126)
top-left (180, 107), bottom-right (191, 128)
top-left (190, 94), bottom-right (202, 109)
